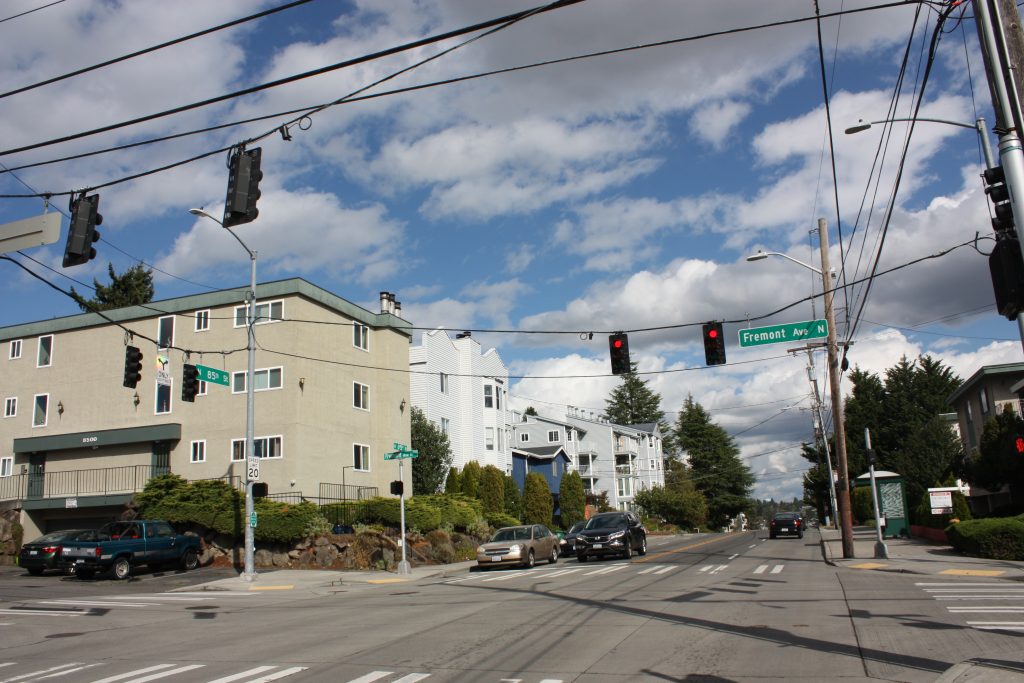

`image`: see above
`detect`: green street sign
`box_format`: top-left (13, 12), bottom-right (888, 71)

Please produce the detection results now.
top-left (392, 442), bottom-right (407, 451)
top-left (384, 449), bottom-right (419, 460)
top-left (195, 364), bottom-right (230, 387)
top-left (738, 319), bottom-right (828, 348)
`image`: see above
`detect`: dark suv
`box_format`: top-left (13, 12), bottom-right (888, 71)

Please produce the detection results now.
top-left (576, 511), bottom-right (647, 562)
top-left (769, 512), bottom-right (804, 539)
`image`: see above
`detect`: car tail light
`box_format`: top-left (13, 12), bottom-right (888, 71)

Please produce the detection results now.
top-left (95, 547), bottom-right (102, 557)
top-left (41, 546), bottom-right (60, 553)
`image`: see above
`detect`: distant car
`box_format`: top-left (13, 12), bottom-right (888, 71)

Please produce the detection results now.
top-left (476, 525), bottom-right (559, 568)
top-left (560, 521), bottom-right (587, 556)
top-left (769, 512), bottom-right (804, 539)
top-left (18, 529), bottom-right (97, 576)
top-left (575, 511), bottom-right (647, 562)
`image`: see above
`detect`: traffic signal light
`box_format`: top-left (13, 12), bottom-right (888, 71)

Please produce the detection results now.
top-left (702, 321), bottom-right (726, 366)
top-left (123, 345), bottom-right (143, 388)
top-left (223, 147), bottom-right (263, 228)
top-left (390, 480), bottom-right (404, 496)
top-left (984, 165), bottom-right (1015, 233)
top-left (181, 364), bottom-right (199, 402)
top-left (608, 332), bottom-right (630, 375)
top-left (62, 194), bottom-right (102, 267)
top-left (1015, 435), bottom-right (1024, 455)
top-left (989, 235), bottom-right (1024, 319)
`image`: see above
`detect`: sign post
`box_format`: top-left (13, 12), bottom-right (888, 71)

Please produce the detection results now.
top-left (385, 444), bottom-right (418, 574)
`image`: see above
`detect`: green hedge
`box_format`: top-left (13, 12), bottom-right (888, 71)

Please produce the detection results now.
top-left (350, 494), bottom-right (484, 532)
top-left (484, 512), bottom-right (521, 530)
top-left (946, 515), bottom-right (1024, 560)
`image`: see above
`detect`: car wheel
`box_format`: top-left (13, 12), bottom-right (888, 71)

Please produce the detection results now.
top-left (27, 567), bottom-right (44, 576)
top-left (577, 553), bottom-right (587, 563)
top-left (181, 548), bottom-right (200, 571)
top-left (623, 539), bottom-right (632, 560)
top-left (524, 549), bottom-right (535, 568)
top-left (112, 557), bottom-right (132, 580)
top-left (549, 545), bottom-right (559, 564)
top-left (638, 535), bottom-right (647, 556)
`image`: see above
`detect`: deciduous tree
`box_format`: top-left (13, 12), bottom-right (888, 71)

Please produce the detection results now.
top-left (411, 407), bottom-right (453, 495)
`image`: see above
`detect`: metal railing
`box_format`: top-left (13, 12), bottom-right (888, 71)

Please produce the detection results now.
top-left (0, 464), bottom-right (170, 503)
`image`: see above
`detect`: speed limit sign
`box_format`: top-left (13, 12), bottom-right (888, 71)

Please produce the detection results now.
top-left (247, 456), bottom-right (260, 481)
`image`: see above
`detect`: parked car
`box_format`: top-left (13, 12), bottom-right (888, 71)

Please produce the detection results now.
top-left (576, 511), bottom-right (647, 562)
top-left (18, 529), bottom-right (98, 576)
top-left (769, 512), bottom-right (804, 539)
top-left (62, 520), bottom-right (201, 580)
top-left (560, 521), bottom-right (587, 556)
top-left (476, 525), bottom-right (560, 568)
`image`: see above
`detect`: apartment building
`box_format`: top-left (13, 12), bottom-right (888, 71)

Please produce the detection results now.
top-left (0, 278), bottom-right (412, 537)
top-left (409, 330), bottom-right (513, 475)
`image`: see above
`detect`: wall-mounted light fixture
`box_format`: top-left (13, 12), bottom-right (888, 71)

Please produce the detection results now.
top-left (400, 398), bottom-right (406, 413)
top-left (133, 392), bottom-right (141, 407)
top-left (57, 401), bottom-right (64, 415)
top-left (299, 377), bottom-right (305, 390)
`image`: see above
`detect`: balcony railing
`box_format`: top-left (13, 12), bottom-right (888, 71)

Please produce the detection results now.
top-left (0, 464), bottom-right (174, 504)
top-left (614, 439), bottom-right (639, 455)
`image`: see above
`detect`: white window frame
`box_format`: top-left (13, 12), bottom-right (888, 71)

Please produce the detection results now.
top-left (195, 310), bottom-right (210, 332)
top-left (566, 430), bottom-right (574, 442)
top-left (33, 393), bottom-right (48, 427)
top-left (520, 433), bottom-right (530, 443)
top-left (232, 367), bottom-right (283, 393)
top-left (231, 440), bottom-right (245, 462)
top-left (485, 427), bottom-right (494, 450)
top-left (4, 397), bottom-right (15, 418)
top-left (439, 373), bottom-right (449, 394)
top-left (353, 323), bottom-right (369, 351)
top-left (233, 436), bottom-right (283, 460)
top-left (353, 382), bottom-right (369, 411)
top-left (547, 430), bottom-right (559, 443)
top-left (234, 300), bottom-right (283, 327)
top-left (157, 316), bottom-right (174, 349)
top-left (155, 382), bottom-right (172, 415)
top-left (353, 443), bottom-right (370, 471)
top-left (36, 335), bottom-right (52, 367)
top-left (498, 428), bottom-right (504, 452)
top-left (9, 339), bottom-right (22, 360)
top-left (198, 380), bottom-right (208, 397)
top-left (979, 389), bottom-right (990, 415)
top-left (440, 417), bottom-right (450, 436)
top-left (484, 385), bottom-right (493, 408)
top-left (0, 456), bottom-right (12, 478)
top-left (191, 440), bottom-right (207, 463)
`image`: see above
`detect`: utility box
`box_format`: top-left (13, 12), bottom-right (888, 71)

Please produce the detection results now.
top-left (855, 470), bottom-right (910, 539)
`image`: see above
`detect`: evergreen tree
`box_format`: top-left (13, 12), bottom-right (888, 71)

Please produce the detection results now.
top-left (445, 467), bottom-right (461, 494)
top-left (964, 407), bottom-right (1024, 501)
top-left (635, 457), bottom-right (708, 528)
top-left (558, 471), bottom-right (586, 529)
top-left (674, 396), bottom-right (754, 529)
top-left (503, 475), bottom-right (522, 520)
top-left (603, 363), bottom-right (668, 431)
top-left (461, 460), bottom-right (482, 498)
top-left (410, 407), bottom-right (453, 495)
top-left (524, 406), bottom-right (538, 417)
top-left (71, 263), bottom-right (154, 312)
top-left (479, 465), bottom-right (505, 514)
top-left (523, 472), bottom-right (553, 526)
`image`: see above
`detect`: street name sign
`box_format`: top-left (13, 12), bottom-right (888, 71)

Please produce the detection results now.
top-left (0, 212), bottom-right (60, 255)
top-left (195, 364), bottom-right (230, 386)
top-left (384, 449), bottom-right (419, 460)
top-left (738, 319), bottom-right (828, 348)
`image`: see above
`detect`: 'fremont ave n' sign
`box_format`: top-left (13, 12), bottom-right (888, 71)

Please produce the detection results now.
top-left (738, 319), bottom-right (828, 348)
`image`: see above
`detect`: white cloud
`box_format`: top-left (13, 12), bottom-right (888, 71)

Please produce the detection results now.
top-left (689, 100), bottom-right (752, 148)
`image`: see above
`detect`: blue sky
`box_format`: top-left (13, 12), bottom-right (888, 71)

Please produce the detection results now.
top-left (1, 0), bottom-right (1021, 502)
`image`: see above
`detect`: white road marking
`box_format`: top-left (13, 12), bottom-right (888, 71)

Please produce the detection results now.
top-left (637, 565), bottom-right (665, 574)
top-left (583, 565), bottom-right (628, 576)
top-left (37, 663), bottom-right (103, 679)
top-left (345, 673), bottom-right (393, 683)
top-left (85, 664), bottom-right (189, 683)
top-left (710, 565), bottom-right (729, 574)
top-left (728, 554), bottom-right (739, 560)
top-left (967, 621), bottom-right (1024, 627)
top-left (770, 565), bottom-right (785, 574)
top-left (916, 582), bottom-right (1008, 587)
top-left (653, 566), bottom-right (675, 575)
top-left (948, 607), bottom-right (1024, 613)
top-left (0, 609), bottom-right (80, 617)
top-left (543, 568), bottom-right (583, 578)
top-left (244, 667), bottom-right (308, 682)
top-left (481, 573), bottom-right (522, 582)
top-left (753, 565), bottom-right (768, 574)
top-left (0, 663), bottom-right (82, 683)
top-left (749, 544), bottom-right (757, 549)
top-left (205, 666), bottom-right (277, 683)
top-left (698, 565), bottom-right (713, 573)
top-left (391, 675), bottom-right (430, 683)
top-left (38, 600), bottom-right (158, 608)
top-left (115, 664), bottom-right (205, 683)
top-left (924, 588), bottom-right (1024, 593)
top-left (936, 596), bottom-right (1024, 600)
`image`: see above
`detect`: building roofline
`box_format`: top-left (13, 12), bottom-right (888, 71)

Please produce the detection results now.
top-left (947, 362), bottom-right (1024, 405)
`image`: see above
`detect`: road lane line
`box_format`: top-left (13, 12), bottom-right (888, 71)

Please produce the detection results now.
top-left (345, 673), bottom-right (393, 683)
top-left (653, 566), bottom-right (675, 575)
top-left (948, 607), bottom-right (1024, 612)
top-left (37, 663), bottom-right (104, 679)
top-left (698, 565), bottom-right (713, 573)
top-left (390, 675), bottom-right (430, 683)
top-left (770, 565), bottom-right (785, 574)
top-left (205, 666), bottom-right (276, 683)
top-left (753, 565), bottom-right (768, 574)
top-left (0, 664), bottom-right (83, 683)
top-left (0, 609), bottom-right (81, 617)
top-left (544, 569), bottom-right (584, 578)
top-left (634, 531), bottom-right (752, 564)
top-left (915, 582), bottom-right (1007, 587)
top-left (728, 554), bottom-right (739, 560)
top-left (39, 601), bottom-right (158, 608)
top-left (120, 664), bottom-right (205, 683)
top-left (710, 565), bottom-right (728, 574)
top-left (937, 596), bottom-right (1024, 600)
top-left (637, 565), bottom-right (664, 574)
top-left (245, 667), bottom-right (308, 682)
top-left (583, 565), bottom-right (628, 576)
top-left (86, 666), bottom-right (178, 683)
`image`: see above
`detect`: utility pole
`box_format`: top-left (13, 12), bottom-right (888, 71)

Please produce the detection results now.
top-left (818, 218), bottom-right (855, 558)
top-left (974, 0), bottom-right (1024, 349)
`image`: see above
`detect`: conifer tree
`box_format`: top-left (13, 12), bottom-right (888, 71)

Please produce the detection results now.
top-left (523, 473), bottom-right (553, 526)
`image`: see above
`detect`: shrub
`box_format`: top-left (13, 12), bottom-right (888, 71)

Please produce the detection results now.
top-left (946, 516), bottom-right (1024, 560)
top-left (252, 500), bottom-right (330, 543)
top-left (406, 499), bottom-right (442, 532)
top-left (419, 494), bottom-right (482, 530)
top-left (461, 461), bottom-right (482, 498)
top-left (451, 533), bottom-right (479, 561)
top-left (522, 473), bottom-right (553, 526)
top-left (479, 466), bottom-right (505, 514)
top-left (850, 487), bottom-right (874, 524)
top-left (356, 497), bottom-right (400, 525)
top-left (485, 512), bottom-right (522, 530)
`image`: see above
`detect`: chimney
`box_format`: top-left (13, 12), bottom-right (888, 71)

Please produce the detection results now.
top-left (394, 300), bottom-right (401, 316)
top-left (455, 331), bottom-right (472, 339)
top-left (379, 291), bottom-right (391, 314)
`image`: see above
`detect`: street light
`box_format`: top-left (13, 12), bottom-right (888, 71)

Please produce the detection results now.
top-left (189, 207), bottom-right (258, 581)
top-left (845, 116), bottom-right (994, 171)
top-left (746, 218), bottom-right (855, 559)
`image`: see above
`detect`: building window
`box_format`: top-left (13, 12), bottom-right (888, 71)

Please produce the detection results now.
top-left (486, 427), bottom-right (494, 450)
top-left (649, 459), bottom-right (655, 470)
top-left (552, 461), bottom-right (557, 476)
top-left (548, 430), bottom-right (559, 443)
top-left (617, 476), bottom-right (633, 497)
top-left (4, 397), bottom-right (15, 418)
top-left (353, 323), bottom-right (369, 351)
top-left (484, 385), bottom-right (493, 408)
top-left (353, 443), bottom-right (370, 471)
top-left (233, 436), bottom-right (283, 459)
top-left (566, 430), bottom-right (573, 442)
top-left (441, 418), bottom-right (450, 436)
top-left (191, 441), bottom-right (206, 463)
top-left (498, 428), bottom-right (504, 452)
top-left (0, 457), bottom-right (11, 477)
top-left (353, 382), bottom-right (369, 410)
top-left (979, 389), bottom-right (990, 415)
top-left (232, 367), bottom-right (283, 393)
top-left (158, 316), bottom-right (174, 349)
top-left (232, 440), bottom-right (245, 462)
top-left (33, 394), bottom-right (48, 427)
top-left (235, 300), bottom-right (283, 327)
top-left (195, 310), bottom-right (210, 332)
top-left (9, 340), bottom-right (22, 359)
top-left (440, 373), bottom-right (449, 394)
top-left (496, 387), bottom-right (502, 410)
top-left (520, 433), bottom-right (529, 443)
top-left (156, 383), bottom-right (171, 415)
top-left (37, 335), bottom-right (52, 367)
top-left (198, 380), bottom-right (208, 397)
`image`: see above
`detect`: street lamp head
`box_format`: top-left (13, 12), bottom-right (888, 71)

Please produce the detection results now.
top-left (844, 120), bottom-right (872, 135)
top-left (745, 250), bottom-right (769, 262)
top-left (188, 207), bottom-right (221, 225)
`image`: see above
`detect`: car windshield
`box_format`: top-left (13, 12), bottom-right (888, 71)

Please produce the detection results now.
top-left (584, 514), bottom-right (625, 530)
top-left (490, 527), bottom-right (532, 542)
top-left (569, 522), bottom-right (586, 533)
top-left (34, 531), bottom-right (75, 543)
top-left (774, 513), bottom-right (800, 520)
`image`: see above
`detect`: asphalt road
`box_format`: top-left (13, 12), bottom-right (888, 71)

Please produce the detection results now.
top-left (1, 531), bottom-right (1021, 682)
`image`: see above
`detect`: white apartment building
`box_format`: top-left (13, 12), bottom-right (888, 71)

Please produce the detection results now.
top-left (409, 330), bottom-right (513, 475)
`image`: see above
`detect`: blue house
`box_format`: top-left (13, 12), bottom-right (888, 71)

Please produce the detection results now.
top-left (511, 445), bottom-right (571, 515)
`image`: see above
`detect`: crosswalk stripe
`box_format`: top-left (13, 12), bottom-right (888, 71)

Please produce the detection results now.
top-left (698, 565), bottom-right (713, 573)
top-left (948, 607), bottom-right (1024, 612)
top-left (711, 565), bottom-right (728, 574)
top-left (244, 667), bottom-right (308, 682)
top-left (770, 565), bottom-right (785, 574)
top-left (916, 582), bottom-right (1007, 586)
top-left (391, 674), bottom-right (430, 683)
top-left (39, 600), bottom-right (158, 608)
top-left (346, 673), bottom-right (394, 683)
top-left (967, 621), bottom-right (1024, 626)
top-left (37, 663), bottom-right (104, 679)
top-left (0, 663), bottom-right (82, 683)
top-left (653, 566), bottom-right (674, 575)
top-left (205, 666), bottom-right (277, 683)
top-left (637, 565), bottom-right (664, 574)
top-left (728, 554), bottom-right (739, 560)
top-left (121, 664), bottom-right (205, 683)
top-left (583, 565), bottom-right (628, 576)
top-left (753, 565), bottom-right (767, 574)
top-left (0, 609), bottom-right (80, 617)
top-left (86, 665), bottom-right (178, 683)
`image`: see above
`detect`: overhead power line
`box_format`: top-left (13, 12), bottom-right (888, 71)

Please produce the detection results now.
top-left (0, 0), bottom-right (67, 25)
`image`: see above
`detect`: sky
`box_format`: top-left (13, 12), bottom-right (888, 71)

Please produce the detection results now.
top-left (1, 0), bottom-right (1022, 503)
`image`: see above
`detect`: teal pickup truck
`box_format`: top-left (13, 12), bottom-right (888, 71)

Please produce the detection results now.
top-left (61, 520), bottom-right (201, 580)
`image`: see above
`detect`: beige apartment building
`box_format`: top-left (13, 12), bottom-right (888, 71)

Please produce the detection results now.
top-left (0, 278), bottom-right (412, 537)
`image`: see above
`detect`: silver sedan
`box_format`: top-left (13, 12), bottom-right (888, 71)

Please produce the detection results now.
top-left (476, 525), bottom-right (559, 568)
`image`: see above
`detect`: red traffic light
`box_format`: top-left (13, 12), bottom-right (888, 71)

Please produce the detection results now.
top-left (707, 328), bottom-right (718, 339)
top-left (1015, 436), bottom-right (1024, 454)
top-left (613, 339), bottom-right (623, 349)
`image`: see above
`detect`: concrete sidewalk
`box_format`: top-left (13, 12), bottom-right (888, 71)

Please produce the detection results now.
top-left (820, 525), bottom-right (1024, 579)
